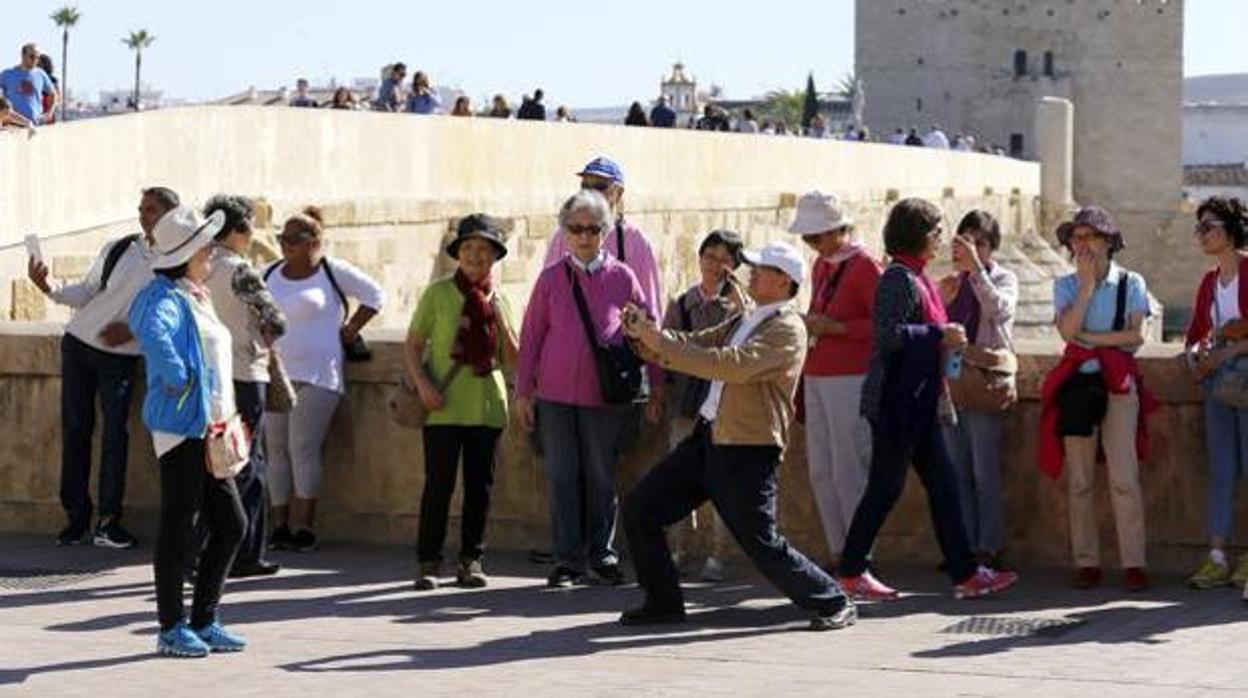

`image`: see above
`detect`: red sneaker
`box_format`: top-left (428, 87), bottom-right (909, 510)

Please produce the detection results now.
top-left (954, 566), bottom-right (1019, 599)
top-left (836, 571), bottom-right (901, 601)
top-left (1072, 566), bottom-right (1103, 590)
top-left (1124, 567), bottom-right (1149, 592)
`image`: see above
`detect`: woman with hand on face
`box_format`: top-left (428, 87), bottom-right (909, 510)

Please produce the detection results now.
top-left (1040, 207), bottom-right (1155, 593)
top-left (661, 229), bottom-right (747, 581)
top-left (406, 214), bottom-right (518, 591)
top-left (1183, 197), bottom-right (1248, 590)
top-left (937, 210), bottom-right (1018, 572)
top-left (836, 198), bottom-right (1018, 602)
top-left (791, 192), bottom-right (882, 573)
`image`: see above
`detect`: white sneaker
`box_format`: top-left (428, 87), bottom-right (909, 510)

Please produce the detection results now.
top-left (700, 556), bottom-right (725, 582)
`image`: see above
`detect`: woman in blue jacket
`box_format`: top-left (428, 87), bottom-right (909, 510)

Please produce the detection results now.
top-left (129, 205), bottom-right (247, 659)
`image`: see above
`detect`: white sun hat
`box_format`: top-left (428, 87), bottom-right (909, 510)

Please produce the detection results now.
top-left (788, 191), bottom-right (854, 236)
top-left (151, 206), bottom-right (226, 270)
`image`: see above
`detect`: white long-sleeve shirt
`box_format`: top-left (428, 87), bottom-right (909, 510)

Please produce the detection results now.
top-left (48, 234), bottom-right (154, 355)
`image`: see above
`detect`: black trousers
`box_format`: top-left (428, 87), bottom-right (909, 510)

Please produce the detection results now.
top-left (155, 438), bottom-right (246, 631)
top-left (623, 422), bottom-right (846, 615)
top-left (193, 381), bottom-right (269, 568)
top-left (839, 414), bottom-right (977, 583)
top-left (417, 425), bottom-right (501, 564)
top-left (60, 333), bottom-right (138, 526)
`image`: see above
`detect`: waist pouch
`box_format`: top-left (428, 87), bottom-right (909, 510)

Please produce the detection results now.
top-left (1057, 371), bottom-right (1108, 437)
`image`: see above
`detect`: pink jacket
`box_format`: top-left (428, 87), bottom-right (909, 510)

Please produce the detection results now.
top-left (517, 255), bottom-right (661, 407)
top-left (543, 217), bottom-right (664, 323)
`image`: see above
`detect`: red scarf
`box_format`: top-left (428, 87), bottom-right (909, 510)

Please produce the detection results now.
top-left (451, 269), bottom-right (498, 376)
top-left (893, 254), bottom-right (948, 324)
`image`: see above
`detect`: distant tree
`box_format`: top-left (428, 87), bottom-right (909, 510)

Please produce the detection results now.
top-left (761, 89), bottom-right (803, 131)
top-left (50, 6), bottom-right (81, 120)
top-left (122, 30), bottom-right (155, 112)
top-left (802, 72), bottom-right (819, 129)
top-left (834, 72), bottom-right (858, 101)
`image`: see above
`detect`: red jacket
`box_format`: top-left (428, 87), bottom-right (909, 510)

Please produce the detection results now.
top-left (1038, 344), bottom-right (1158, 480)
top-left (804, 250), bottom-right (882, 376)
top-left (1185, 256), bottom-right (1248, 347)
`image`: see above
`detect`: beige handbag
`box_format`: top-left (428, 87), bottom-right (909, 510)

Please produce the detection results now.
top-left (265, 350), bottom-right (297, 413)
top-left (206, 415), bottom-right (250, 479)
top-left (388, 362), bottom-right (463, 429)
top-left (948, 345), bottom-right (1018, 412)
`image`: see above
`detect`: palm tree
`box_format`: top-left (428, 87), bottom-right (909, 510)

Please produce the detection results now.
top-left (50, 6), bottom-right (81, 121)
top-left (121, 30), bottom-right (155, 112)
top-left (760, 89), bottom-right (804, 131)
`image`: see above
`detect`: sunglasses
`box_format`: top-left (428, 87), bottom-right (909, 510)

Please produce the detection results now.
top-left (581, 181), bottom-right (612, 194)
top-left (1195, 220), bottom-right (1226, 236)
top-left (277, 234), bottom-right (313, 246)
top-left (565, 224), bottom-right (603, 237)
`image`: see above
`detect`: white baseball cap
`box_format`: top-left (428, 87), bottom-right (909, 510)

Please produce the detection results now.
top-left (740, 240), bottom-right (806, 286)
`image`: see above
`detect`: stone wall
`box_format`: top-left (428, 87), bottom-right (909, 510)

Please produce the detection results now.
top-left (0, 106), bottom-right (1052, 331)
top-left (0, 326), bottom-right (1236, 573)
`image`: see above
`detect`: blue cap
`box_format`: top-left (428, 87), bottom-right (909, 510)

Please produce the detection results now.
top-left (576, 156), bottom-right (625, 185)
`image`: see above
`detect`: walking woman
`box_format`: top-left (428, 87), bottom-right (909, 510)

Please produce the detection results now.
top-left (937, 210), bottom-right (1018, 571)
top-left (791, 192), bottom-right (882, 570)
top-left (264, 207), bottom-right (384, 552)
top-left (201, 195), bottom-right (287, 577)
top-left (1184, 197), bottom-right (1248, 589)
top-left (406, 214), bottom-right (518, 590)
top-left (516, 189), bottom-right (658, 588)
top-left (129, 206), bottom-right (247, 658)
top-left (1039, 206), bottom-right (1155, 592)
top-left (662, 229), bottom-right (746, 581)
top-left (836, 198), bottom-right (1018, 601)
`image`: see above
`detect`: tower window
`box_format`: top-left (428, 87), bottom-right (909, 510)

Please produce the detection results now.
top-left (1009, 133), bottom-right (1025, 158)
top-left (917, 98), bottom-right (923, 112)
top-left (1043, 51), bottom-right (1055, 77)
top-left (1014, 50), bottom-right (1028, 78)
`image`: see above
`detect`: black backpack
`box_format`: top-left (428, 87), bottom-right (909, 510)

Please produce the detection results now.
top-left (99, 234), bottom-right (141, 291)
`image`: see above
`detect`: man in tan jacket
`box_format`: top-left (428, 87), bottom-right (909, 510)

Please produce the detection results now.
top-left (620, 241), bottom-right (855, 631)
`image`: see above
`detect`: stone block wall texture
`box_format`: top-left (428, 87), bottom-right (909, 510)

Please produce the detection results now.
top-left (856, 0), bottom-right (1194, 320)
top-left (0, 106), bottom-right (1055, 331)
top-left (0, 327), bottom-right (1236, 573)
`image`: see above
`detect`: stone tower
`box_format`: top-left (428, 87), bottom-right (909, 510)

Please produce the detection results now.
top-left (856, 0), bottom-right (1189, 318)
top-left (661, 63), bottom-right (699, 122)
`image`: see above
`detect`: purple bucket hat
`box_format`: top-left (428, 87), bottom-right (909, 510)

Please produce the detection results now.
top-left (1055, 206), bottom-right (1124, 252)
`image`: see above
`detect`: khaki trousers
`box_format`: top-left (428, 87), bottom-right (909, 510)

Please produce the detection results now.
top-left (1063, 387), bottom-right (1147, 569)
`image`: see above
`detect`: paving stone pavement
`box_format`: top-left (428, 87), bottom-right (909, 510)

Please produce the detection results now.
top-left (2, 533), bottom-right (1248, 697)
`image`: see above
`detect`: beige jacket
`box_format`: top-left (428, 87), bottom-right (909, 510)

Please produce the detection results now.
top-left (652, 304), bottom-right (806, 451)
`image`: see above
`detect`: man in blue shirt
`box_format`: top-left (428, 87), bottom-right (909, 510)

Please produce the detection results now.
top-left (649, 95), bottom-right (676, 128)
top-left (374, 62), bottom-right (406, 112)
top-left (0, 43), bottom-right (57, 124)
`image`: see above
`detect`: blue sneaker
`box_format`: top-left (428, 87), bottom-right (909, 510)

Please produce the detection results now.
top-left (157, 622), bottom-right (210, 658)
top-left (193, 621), bottom-right (247, 653)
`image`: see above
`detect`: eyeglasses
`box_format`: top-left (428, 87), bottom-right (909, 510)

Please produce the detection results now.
top-left (581, 181), bottom-right (611, 194)
top-left (565, 224), bottom-right (603, 237)
top-left (1068, 231), bottom-right (1104, 244)
top-left (277, 234), bottom-right (312, 246)
top-left (927, 225), bottom-right (944, 239)
top-left (1195, 220), bottom-right (1226, 236)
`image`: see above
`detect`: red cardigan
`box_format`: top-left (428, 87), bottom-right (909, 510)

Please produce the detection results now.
top-left (1038, 344), bottom-right (1158, 480)
top-left (804, 251), bottom-right (883, 376)
top-left (1186, 256), bottom-right (1248, 347)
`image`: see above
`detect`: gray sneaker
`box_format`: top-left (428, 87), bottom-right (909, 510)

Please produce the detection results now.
top-left (414, 560), bottom-right (440, 591)
top-left (809, 600), bottom-right (857, 632)
top-left (457, 558), bottom-right (487, 588)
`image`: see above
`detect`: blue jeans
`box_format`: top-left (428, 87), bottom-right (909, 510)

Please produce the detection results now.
top-left (1203, 394), bottom-right (1248, 540)
top-left (537, 401), bottom-right (630, 570)
top-left (943, 410), bottom-right (1005, 555)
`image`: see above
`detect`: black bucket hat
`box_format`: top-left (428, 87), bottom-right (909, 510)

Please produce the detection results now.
top-left (447, 213), bottom-right (508, 260)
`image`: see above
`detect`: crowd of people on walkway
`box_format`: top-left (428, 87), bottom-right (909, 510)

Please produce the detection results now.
top-left (24, 151), bottom-right (1248, 657)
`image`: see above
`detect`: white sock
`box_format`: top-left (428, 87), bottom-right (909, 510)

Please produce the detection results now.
top-left (1211, 549), bottom-right (1228, 566)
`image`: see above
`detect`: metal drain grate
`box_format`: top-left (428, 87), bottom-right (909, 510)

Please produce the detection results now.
top-left (0, 568), bottom-right (108, 591)
top-left (941, 616), bottom-right (1084, 638)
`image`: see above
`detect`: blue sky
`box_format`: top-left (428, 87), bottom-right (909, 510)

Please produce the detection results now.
top-left (0, 0), bottom-right (1242, 106)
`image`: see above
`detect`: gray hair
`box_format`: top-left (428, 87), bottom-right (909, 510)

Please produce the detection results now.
top-left (558, 189), bottom-right (613, 234)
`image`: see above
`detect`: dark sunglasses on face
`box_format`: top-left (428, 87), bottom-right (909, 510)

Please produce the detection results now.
top-left (1195, 220), bottom-right (1226, 235)
top-left (277, 234), bottom-right (313, 246)
top-left (565, 224), bottom-right (603, 237)
top-left (581, 181), bottom-right (611, 194)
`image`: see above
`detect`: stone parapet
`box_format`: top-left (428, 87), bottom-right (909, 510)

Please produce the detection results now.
top-left (0, 327), bottom-right (1231, 573)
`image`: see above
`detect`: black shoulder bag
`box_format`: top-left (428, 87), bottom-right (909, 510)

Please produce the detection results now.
top-left (563, 262), bottom-right (644, 404)
top-left (1057, 276), bottom-right (1128, 436)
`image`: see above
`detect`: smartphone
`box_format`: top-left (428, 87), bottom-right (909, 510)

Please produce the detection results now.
top-left (945, 350), bottom-right (964, 380)
top-left (24, 234), bottom-right (42, 263)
